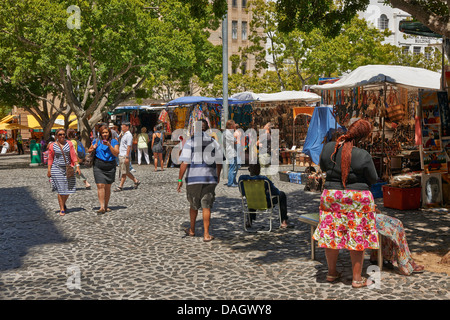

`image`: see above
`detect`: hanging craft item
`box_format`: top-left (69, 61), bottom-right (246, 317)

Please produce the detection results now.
top-left (158, 108), bottom-right (172, 134)
top-left (366, 91), bottom-right (378, 118)
top-left (386, 87), bottom-right (405, 123)
top-left (130, 110), bottom-right (140, 126)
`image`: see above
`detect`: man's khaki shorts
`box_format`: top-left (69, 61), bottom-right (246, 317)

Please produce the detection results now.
top-left (186, 183), bottom-right (217, 210)
top-left (119, 156), bottom-right (130, 175)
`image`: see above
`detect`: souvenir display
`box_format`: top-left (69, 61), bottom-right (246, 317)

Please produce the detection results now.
top-left (420, 90), bottom-right (441, 125)
top-left (422, 172), bottom-right (443, 208)
top-left (422, 125), bottom-right (442, 152)
top-left (423, 151), bottom-right (448, 173)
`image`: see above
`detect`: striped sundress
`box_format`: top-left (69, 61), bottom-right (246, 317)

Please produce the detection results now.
top-left (51, 142), bottom-right (76, 195)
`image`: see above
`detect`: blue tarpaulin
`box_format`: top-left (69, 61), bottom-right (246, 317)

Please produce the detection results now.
top-left (166, 96), bottom-right (218, 106)
top-left (166, 96), bottom-right (254, 106)
top-left (303, 106), bottom-right (343, 165)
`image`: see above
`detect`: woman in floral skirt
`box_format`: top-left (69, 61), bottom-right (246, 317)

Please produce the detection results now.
top-left (313, 119), bottom-right (379, 288)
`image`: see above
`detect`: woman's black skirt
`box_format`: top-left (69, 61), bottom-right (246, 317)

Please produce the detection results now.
top-left (93, 158), bottom-right (116, 184)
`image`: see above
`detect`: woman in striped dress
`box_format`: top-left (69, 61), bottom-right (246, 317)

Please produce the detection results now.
top-left (47, 129), bottom-right (80, 216)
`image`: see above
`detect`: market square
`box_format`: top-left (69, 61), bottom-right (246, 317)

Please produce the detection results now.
top-left (0, 155), bottom-right (448, 300)
top-left (1, 0), bottom-right (450, 303)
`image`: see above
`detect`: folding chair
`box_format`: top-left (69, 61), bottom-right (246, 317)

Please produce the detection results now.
top-left (238, 179), bottom-right (281, 232)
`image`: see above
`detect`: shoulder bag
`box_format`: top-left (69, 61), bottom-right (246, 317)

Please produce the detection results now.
top-left (57, 141), bottom-right (75, 178)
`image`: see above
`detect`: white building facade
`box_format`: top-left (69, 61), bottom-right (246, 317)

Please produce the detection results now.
top-left (359, 0), bottom-right (441, 56)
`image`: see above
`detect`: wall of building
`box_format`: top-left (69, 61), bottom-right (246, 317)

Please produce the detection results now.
top-left (359, 0), bottom-right (441, 55)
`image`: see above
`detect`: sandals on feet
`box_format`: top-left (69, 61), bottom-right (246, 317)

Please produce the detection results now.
top-left (326, 272), bottom-right (342, 283)
top-left (134, 180), bottom-right (141, 189)
top-left (114, 187), bottom-right (123, 192)
top-left (184, 228), bottom-right (195, 237)
top-left (203, 235), bottom-right (215, 242)
top-left (59, 210), bottom-right (65, 216)
top-left (413, 265), bottom-right (425, 273)
top-left (352, 277), bottom-right (372, 288)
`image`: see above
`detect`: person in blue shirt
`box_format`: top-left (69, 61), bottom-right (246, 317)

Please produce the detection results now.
top-left (88, 125), bottom-right (120, 215)
top-left (238, 162), bottom-right (289, 228)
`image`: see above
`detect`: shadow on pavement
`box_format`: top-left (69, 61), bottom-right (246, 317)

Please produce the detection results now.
top-left (0, 186), bottom-right (68, 272)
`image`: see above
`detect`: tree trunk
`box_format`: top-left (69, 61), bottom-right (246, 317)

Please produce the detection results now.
top-left (78, 119), bottom-right (92, 149)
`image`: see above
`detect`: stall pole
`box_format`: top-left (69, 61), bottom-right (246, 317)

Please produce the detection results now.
top-left (442, 37), bottom-right (446, 91)
top-left (222, 12), bottom-right (229, 178)
top-left (381, 81), bottom-right (387, 178)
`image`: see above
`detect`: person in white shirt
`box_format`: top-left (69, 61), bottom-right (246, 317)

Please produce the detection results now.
top-left (114, 122), bottom-right (140, 192)
top-left (1, 141), bottom-right (9, 154)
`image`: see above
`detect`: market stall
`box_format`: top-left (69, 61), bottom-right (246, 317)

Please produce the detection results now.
top-left (162, 96), bottom-right (254, 167)
top-left (231, 90), bottom-right (321, 148)
top-left (310, 64), bottom-right (447, 208)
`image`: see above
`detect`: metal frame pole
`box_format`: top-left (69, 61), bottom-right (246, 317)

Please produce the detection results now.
top-left (222, 11), bottom-right (229, 179)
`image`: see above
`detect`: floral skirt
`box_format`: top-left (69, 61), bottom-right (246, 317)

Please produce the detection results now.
top-left (312, 189), bottom-right (379, 251)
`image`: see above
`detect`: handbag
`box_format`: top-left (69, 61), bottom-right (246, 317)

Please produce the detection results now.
top-left (386, 88), bottom-right (405, 122)
top-left (84, 139), bottom-right (98, 168)
top-left (57, 141), bottom-right (75, 178)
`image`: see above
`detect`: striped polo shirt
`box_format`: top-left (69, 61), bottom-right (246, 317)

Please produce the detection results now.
top-left (179, 132), bottom-right (223, 185)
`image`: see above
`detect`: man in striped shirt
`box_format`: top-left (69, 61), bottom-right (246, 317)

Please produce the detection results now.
top-left (177, 119), bottom-right (223, 242)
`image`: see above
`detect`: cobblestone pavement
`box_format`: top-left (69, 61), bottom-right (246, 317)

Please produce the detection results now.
top-left (0, 154), bottom-right (449, 300)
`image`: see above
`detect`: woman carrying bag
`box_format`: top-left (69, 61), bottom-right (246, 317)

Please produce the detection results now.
top-left (67, 128), bottom-right (91, 190)
top-left (88, 124), bottom-right (119, 215)
top-left (47, 129), bottom-right (80, 216)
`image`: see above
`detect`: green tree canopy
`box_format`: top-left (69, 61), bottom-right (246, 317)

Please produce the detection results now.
top-left (0, 0), bottom-right (223, 144)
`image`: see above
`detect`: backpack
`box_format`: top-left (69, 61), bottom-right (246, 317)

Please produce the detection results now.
top-left (76, 140), bottom-right (86, 159)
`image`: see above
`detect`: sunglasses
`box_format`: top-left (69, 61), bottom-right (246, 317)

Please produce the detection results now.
top-left (58, 133), bottom-right (66, 136)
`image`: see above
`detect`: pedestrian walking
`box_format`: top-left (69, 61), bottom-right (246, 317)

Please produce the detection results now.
top-left (177, 119), bottom-right (223, 242)
top-left (47, 128), bottom-right (80, 216)
top-left (224, 120), bottom-right (239, 187)
top-left (137, 127), bottom-right (150, 165)
top-left (312, 119), bottom-right (379, 288)
top-left (88, 125), bottom-right (119, 214)
top-left (152, 124), bottom-right (165, 171)
top-left (114, 122), bottom-right (140, 192)
top-left (67, 129), bottom-right (91, 190)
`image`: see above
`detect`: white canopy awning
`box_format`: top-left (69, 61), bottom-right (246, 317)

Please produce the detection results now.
top-left (231, 90), bottom-right (321, 103)
top-left (310, 65), bottom-right (441, 91)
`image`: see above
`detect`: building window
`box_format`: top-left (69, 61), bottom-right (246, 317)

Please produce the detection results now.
top-left (402, 46), bottom-right (410, 55)
top-left (242, 0), bottom-right (247, 8)
top-left (413, 46), bottom-right (421, 55)
top-left (378, 14), bottom-right (389, 30)
top-left (424, 47), bottom-right (432, 60)
top-left (242, 21), bottom-right (247, 40)
top-left (232, 0), bottom-right (237, 8)
top-left (232, 21), bottom-right (238, 40)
